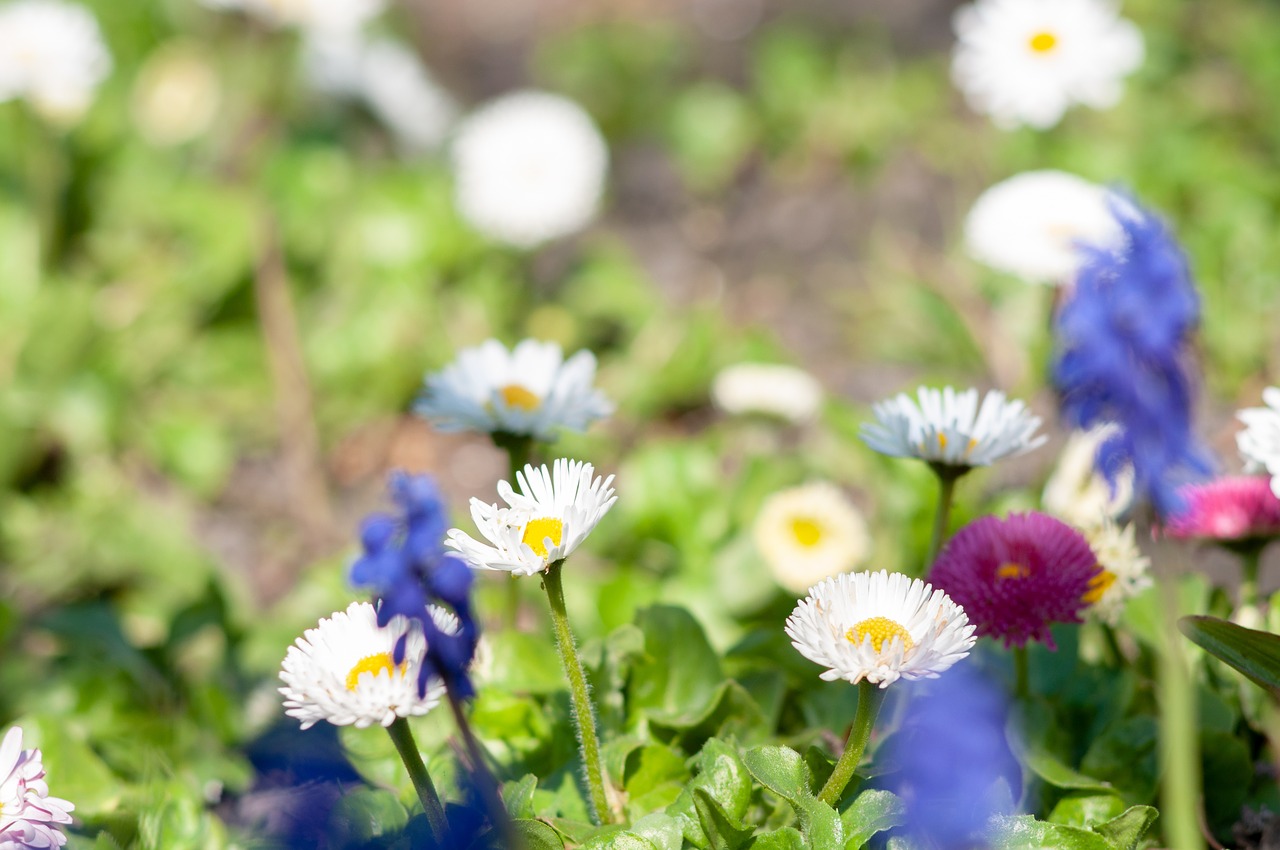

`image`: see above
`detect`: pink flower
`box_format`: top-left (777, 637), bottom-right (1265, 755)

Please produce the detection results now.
top-left (1162, 476), bottom-right (1280, 542)
top-left (0, 727), bottom-right (73, 848)
top-left (929, 512), bottom-right (1100, 648)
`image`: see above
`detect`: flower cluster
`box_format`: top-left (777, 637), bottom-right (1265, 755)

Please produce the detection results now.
top-left (0, 727), bottom-right (74, 848)
top-left (0, 0), bottom-right (111, 123)
top-left (1051, 197), bottom-right (1213, 517)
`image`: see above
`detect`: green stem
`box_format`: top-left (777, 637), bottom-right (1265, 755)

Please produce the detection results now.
top-left (1156, 556), bottom-right (1202, 850)
top-left (496, 433), bottom-right (534, 629)
top-left (924, 467), bottom-right (964, 570)
top-left (817, 680), bottom-right (887, 806)
top-left (543, 559), bottom-right (612, 824)
top-left (1013, 646), bottom-right (1029, 700)
top-left (1239, 545), bottom-right (1262, 613)
top-left (386, 717), bottom-right (447, 843)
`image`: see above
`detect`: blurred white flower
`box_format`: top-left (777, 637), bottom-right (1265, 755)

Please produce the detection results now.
top-left (0, 726), bottom-right (74, 848)
top-left (202, 0), bottom-right (385, 34)
top-left (416, 338), bottom-right (613, 441)
top-left (786, 570), bottom-right (976, 689)
top-left (451, 90), bottom-right (609, 247)
top-left (951, 0), bottom-right (1143, 130)
top-left (712, 363), bottom-right (823, 423)
top-left (447, 459), bottom-right (617, 577)
top-left (131, 43), bottom-right (221, 147)
top-left (1238, 387), bottom-right (1280, 498)
top-left (1043, 425), bottom-right (1133, 527)
top-left (754, 482), bottom-right (871, 594)
top-left (279, 601), bottom-right (449, 729)
top-left (0, 0), bottom-right (111, 124)
top-left (964, 171), bottom-right (1125, 284)
top-left (1082, 521), bottom-right (1151, 624)
top-left (860, 386), bottom-right (1046, 471)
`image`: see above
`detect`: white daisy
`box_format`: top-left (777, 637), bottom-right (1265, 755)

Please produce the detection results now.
top-left (279, 601), bottom-right (451, 730)
top-left (1081, 521), bottom-right (1151, 625)
top-left (964, 171), bottom-right (1125, 284)
top-left (202, 0), bottom-right (385, 34)
top-left (0, 726), bottom-right (74, 849)
top-left (1042, 425), bottom-right (1133, 528)
top-left (754, 482), bottom-right (871, 594)
top-left (446, 459), bottom-right (616, 577)
top-left (860, 386), bottom-right (1046, 470)
top-left (1238, 387), bottom-right (1280, 499)
top-left (785, 570), bottom-right (976, 688)
top-left (131, 43), bottom-right (221, 147)
top-left (951, 0), bottom-right (1144, 130)
top-left (0, 0), bottom-right (111, 124)
top-left (711, 363), bottom-right (823, 423)
top-left (416, 339), bottom-right (613, 441)
top-left (451, 90), bottom-right (608, 247)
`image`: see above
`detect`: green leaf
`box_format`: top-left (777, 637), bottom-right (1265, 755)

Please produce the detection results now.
top-left (1079, 717), bottom-right (1159, 804)
top-left (690, 738), bottom-right (753, 820)
top-left (1012, 735), bottom-right (1113, 793)
top-left (693, 787), bottom-right (755, 850)
top-left (747, 828), bottom-right (805, 849)
top-left (504, 775), bottom-right (539, 820)
top-left (483, 631), bottom-right (570, 694)
top-left (580, 827), bottom-right (661, 850)
top-left (793, 797), bottom-right (844, 850)
top-left (512, 818), bottom-right (566, 850)
top-left (989, 815), bottom-right (1113, 850)
top-left (1180, 615), bottom-right (1280, 701)
top-left (629, 606), bottom-right (726, 726)
top-left (631, 812), bottom-right (685, 850)
top-left (1047, 793), bottom-right (1127, 829)
top-left (626, 744), bottom-right (692, 799)
top-left (328, 787), bottom-right (408, 844)
top-left (1092, 806), bottom-right (1159, 850)
top-left (742, 746), bottom-right (814, 807)
top-left (841, 789), bottom-right (906, 849)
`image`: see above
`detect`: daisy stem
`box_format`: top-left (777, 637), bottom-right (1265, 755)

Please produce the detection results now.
top-left (542, 558), bottom-right (612, 824)
top-left (817, 680), bottom-right (887, 806)
top-left (495, 433), bottom-right (534, 629)
top-left (1013, 646), bottom-right (1029, 700)
top-left (386, 717), bottom-right (448, 843)
top-left (925, 467), bottom-right (964, 570)
top-left (1239, 546), bottom-right (1262, 613)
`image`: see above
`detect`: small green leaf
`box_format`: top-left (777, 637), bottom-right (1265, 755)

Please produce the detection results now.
top-left (693, 787), bottom-right (755, 850)
top-left (580, 828), bottom-right (661, 850)
top-left (1180, 615), bottom-right (1280, 701)
top-left (990, 815), bottom-right (1113, 850)
top-left (629, 606), bottom-right (725, 726)
top-left (743, 746), bottom-right (813, 807)
top-left (841, 789), bottom-right (906, 849)
top-left (631, 812), bottom-right (685, 850)
top-left (512, 818), bottom-right (566, 850)
top-left (1091, 806), bottom-right (1159, 850)
top-left (747, 827), bottom-right (805, 849)
top-left (689, 738), bottom-right (752, 820)
top-left (504, 775), bottom-right (539, 820)
top-left (1047, 792), bottom-right (1126, 829)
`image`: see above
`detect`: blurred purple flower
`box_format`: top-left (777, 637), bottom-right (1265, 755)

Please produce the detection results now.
top-left (1051, 196), bottom-right (1213, 518)
top-left (1162, 476), bottom-right (1280, 542)
top-left (350, 472), bottom-right (479, 699)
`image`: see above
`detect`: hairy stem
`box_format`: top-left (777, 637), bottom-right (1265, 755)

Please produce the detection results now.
top-left (385, 717), bottom-right (447, 842)
top-left (817, 680), bottom-right (886, 806)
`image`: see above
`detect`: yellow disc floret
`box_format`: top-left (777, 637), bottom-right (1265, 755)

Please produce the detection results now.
top-left (1083, 568), bottom-right (1116, 605)
top-left (790, 517), bottom-right (824, 547)
top-left (997, 561), bottom-right (1031, 580)
top-left (846, 616), bottom-right (915, 653)
top-left (1029, 31), bottom-right (1058, 53)
top-left (499, 383), bottom-right (542, 411)
top-left (345, 652), bottom-right (402, 691)
top-left (521, 517), bottom-right (564, 558)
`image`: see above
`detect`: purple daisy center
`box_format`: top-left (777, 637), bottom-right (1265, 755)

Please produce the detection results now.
top-left (929, 512), bottom-right (1100, 648)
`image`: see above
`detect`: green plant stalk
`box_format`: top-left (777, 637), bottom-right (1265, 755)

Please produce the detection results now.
top-left (543, 558), bottom-right (612, 824)
top-left (385, 717), bottom-right (447, 843)
top-left (495, 432), bottom-right (534, 628)
top-left (924, 466), bottom-right (964, 570)
top-left (1158, 577), bottom-right (1202, 850)
top-left (1013, 645), bottom-right (1030, 700)
top-left (817, 680), bottom-right (887, 806)
top-left (1238, 545), bottom-right (1262, 613)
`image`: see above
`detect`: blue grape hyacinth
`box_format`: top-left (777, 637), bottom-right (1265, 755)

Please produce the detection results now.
top-left (1051, 196), bottom-right (1213, 518)
top-left (351, 472), bottom-right (480, 699)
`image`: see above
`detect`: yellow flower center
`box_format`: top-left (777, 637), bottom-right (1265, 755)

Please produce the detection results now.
top-left (846, 616), bottom-right (915, 653)
top-left (937, 433), bottom-right (948, 450)
top-left (791, 517), bottom-right (824, 547)
top-left (997, 561), bottom-right (1030, 580)
top-left (521, 517), bottom-right (564, 558)
top-left (1029, 31), bottom-right (1058, 53)
top-left (345, 652), bottom-right (402, 691)
top-left (499, 383), bottom-right (541, 411)
top-left (1083, 568), bottom-right (1116, 605)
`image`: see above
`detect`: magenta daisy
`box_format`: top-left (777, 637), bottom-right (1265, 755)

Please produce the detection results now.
top-left (1162, 476), bottom-right (1280, 543)
top-left (929, 512), bottom-right (1100, 648)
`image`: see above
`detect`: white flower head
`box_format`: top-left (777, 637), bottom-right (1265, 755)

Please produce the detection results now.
top-left (416, 338), bottom-right (614, 441)
top-left (860, 386), bottom-right (1046, 470)
top-left (754, 482), bottom-right (871, 594)
top-left (1043, 425), bottom-right (1133, 528)
top-left (1238, 387), bottom-right (1280, 499)
top-left (0, 726), bottom-right (74, 849)
top-left (202, 0), bottom-right (386, 34)
top-left (952, 0), bottom-right (1144, 130)
top-left (786, 570), bottom-right (977, 688)
top-left (132, 43), bottom-right (222, 147)
top-left (964, 171), bottom-right (1126, 284)
top-left (1082, 521), bottom-right (1151, 624)
top-left (451, 90), bottom-right (608, 247)
top-left (279, 601), bottom-right (451, 730)
top-left (712, 363), bottom-right (823, 423)
top-left (0, 0), bottom-right (112, 124)
top-left (446, 459), bottom-right (617, 577)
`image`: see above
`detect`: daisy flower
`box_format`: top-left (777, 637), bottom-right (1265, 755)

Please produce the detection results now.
top-left (1081, 520), bottom-right (1150, 624)
top-left (1238, 387), bottom-right (1280, 498)
top-left (711, 363), bottom-right (823, 423)
top-left (451, 90), bottom-right (608, 247)
top-left (0, 0), bottom-right (112, 124)
top-left (860, 386), bottom-right (1046, 472)
top-left (415, 339), bottom-right (613, 442)
top-left (279, 601), bottom-right (451, 730)
top-left (964, 171), bottom-right (1125, 284)
top-left (1042, 425), bottom-right (1133, 529)
top-left (0, 727), bottom-right (74, 848)
top-left (785, 570), bottom-right (976, 689)
top-left (951, 0), bottom-right (1144, 130)
top-left (446, 459), bottom-right (617, 577)
top-left (1162, 477), bottom-right (1280, 543)
top-left (131, 43), bottom-right (221, 148)
top-left (753, 482), bottom-right (871, 594)
top-left (930, 513), bottom-right (1100, 648)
